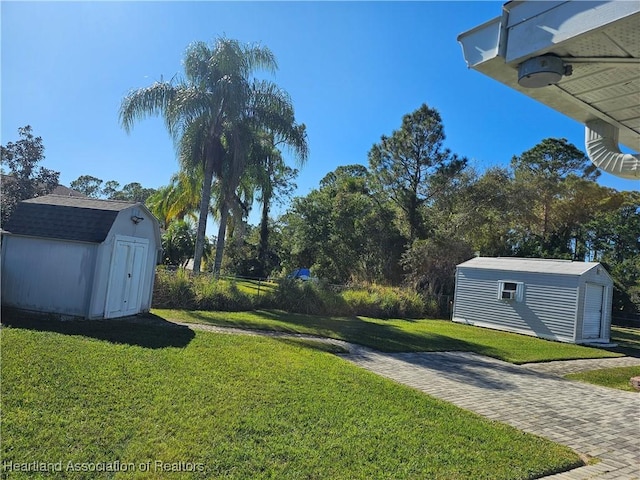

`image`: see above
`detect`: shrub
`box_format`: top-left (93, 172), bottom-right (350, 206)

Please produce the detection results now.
top-left (422, 296), bottom-right (441, 319)
top-left (153, 268), bottom-right (426, 319)
top-left (341, 289), bottom-right (380, 317)
top-left (153, 268), bottom-right (196, 309)
top-left (342, 285), bottom-right (425, 319)
top-left (153, 269), bottom-right (253, 311)
top-left (263, 279), bottom-right (334, 315)
top-left (193, 277), bottom-right (253, 311)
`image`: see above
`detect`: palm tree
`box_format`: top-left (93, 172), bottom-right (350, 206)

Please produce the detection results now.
top-left (248, 126), bottom-right (306, 276)
top-left (120, 37), bottom-right (278, 273)
top-left (146, 170), bottom-right (211, 229)
top-left (208, 81), bottom-right (308, 276)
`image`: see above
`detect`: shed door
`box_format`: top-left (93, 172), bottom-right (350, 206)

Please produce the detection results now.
top-left (105, 238), bottom-right (148, 318)
top-left (582, 283), bottom-right (604, 339)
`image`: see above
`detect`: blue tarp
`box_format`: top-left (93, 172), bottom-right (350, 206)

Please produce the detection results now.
top-left (288, 268), bottom-right (311, 280)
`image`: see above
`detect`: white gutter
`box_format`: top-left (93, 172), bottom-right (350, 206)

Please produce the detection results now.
top-left (585, 120), bottom-right (640, 180)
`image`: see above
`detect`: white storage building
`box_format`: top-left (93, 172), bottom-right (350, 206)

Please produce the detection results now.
top-left (1, 195), bottom-right (162, 319)
top-left (452, 257), bottom-right (613, 344)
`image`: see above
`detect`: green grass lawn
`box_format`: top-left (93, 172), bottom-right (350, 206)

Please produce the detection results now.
top-left (606, 326), bottom-right (640, 357)
top-left (153, 309), bottom-right (627, 364)
top-left (2, 319), bottom-right (582, 479)
top-left (565, 366), bottom-right (640, 392)
top-left (565, 326), bottom-right (640, 391)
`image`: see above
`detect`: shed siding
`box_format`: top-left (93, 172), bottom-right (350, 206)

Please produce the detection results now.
top-left (580, 265), bottom-right (613, 285)
top-left (454, 268), bottom-right (579, 341)
top-left (1, 236), bottom-right (97, 316)
top-left (88, 240), bottom-right (115, 318)
top-left (110, 207), bottom-right (159, 245)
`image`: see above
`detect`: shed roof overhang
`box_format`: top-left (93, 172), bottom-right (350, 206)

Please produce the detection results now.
top-left (458, 1), bottom-right (640, 179)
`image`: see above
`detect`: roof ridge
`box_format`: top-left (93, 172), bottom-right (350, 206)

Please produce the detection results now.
top-left (493, 257), bottom-right (593, 264)
top-left (22, 195), bottom-right (141, 213)
top-left (43, 194), bottom-right (137, 205)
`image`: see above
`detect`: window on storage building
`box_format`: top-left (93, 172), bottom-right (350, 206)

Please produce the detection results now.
top-left (498, 281), bottom-right (524, 302)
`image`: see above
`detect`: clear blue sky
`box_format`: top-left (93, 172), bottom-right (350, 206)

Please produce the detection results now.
top-left (2, 1), bottom-right (637, 224)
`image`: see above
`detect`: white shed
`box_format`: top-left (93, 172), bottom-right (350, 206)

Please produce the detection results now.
top-left (452, 257), bottom-right (613, 344)
top-left (1, 195), bottom-right (162, 319)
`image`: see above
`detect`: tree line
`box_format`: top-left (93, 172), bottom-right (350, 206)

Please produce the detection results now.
top-left (222, 104), bottom-right (639, 316)
top-left (2, 37), bottom-right (637, 316)
top-left (68, 175), bottom-right (157, 203)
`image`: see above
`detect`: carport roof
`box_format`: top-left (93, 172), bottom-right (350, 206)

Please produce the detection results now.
top-left (5, 195), bottom-right (137, 243)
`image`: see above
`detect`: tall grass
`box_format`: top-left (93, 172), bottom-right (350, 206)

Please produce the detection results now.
top-left (153, 268), bottom-right (196, 309)
top-left (192, 276), bottom-right (253, 311)
top-left (153, 269), bottom-right (253, 311)
top-left (341, 284), bottom-right (424, 318)
top-left (261, 279), bottom-right (349, 316)
top-left (152, 269), bottom-right (427, 318)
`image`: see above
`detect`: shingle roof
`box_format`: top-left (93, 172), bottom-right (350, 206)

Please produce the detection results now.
top-left (457, 257), bottom-right (600, 275)
top-left (4, 195), bottom-right (137, 243)
top-left (51, 185), bottom-right (86, 197)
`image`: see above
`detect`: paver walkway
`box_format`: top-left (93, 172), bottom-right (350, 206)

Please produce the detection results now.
top-left (159, 320), bottom-right (640, 479)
